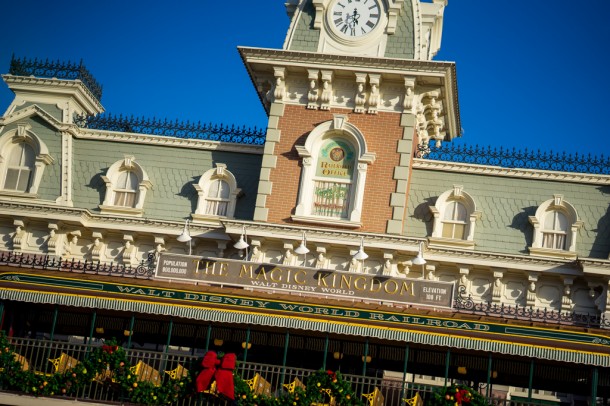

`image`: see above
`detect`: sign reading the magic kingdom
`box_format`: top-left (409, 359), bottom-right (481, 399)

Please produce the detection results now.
top-left (155, 254), bottom-right (455, 308)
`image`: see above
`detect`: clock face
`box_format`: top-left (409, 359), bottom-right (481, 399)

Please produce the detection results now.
top-left (330, 0), bottom-right (381, 38)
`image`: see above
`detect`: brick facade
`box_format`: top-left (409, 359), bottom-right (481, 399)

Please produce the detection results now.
top-left (265, 105), bottom-right (406, 233)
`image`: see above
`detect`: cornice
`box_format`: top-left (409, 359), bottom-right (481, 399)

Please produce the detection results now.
top-left (221, 219), bottom-right (590, 274)
top-left (0, 202), bottom-right (600, 275)
top-left (0, 108), bottom-right (263, 154)
top-left (0, 201), bottom-right (228, 241)
top-left (239, 46), bottom-right (461, 140)
top-left (238, 47), bottom-right (456, 75)
top-left (2, 74), bottom-right (104, 115)
top-left (0, 104), bottom-right (69, 131)
top-left (413, 159), bottom-right (610, 185)
top-left (73, 128), bottom-right (264, 155)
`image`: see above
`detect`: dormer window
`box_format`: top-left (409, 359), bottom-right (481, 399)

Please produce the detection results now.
top-left (192, 163), bottom-right (241, 221)
top-left (100, 155), bottom-right (152, 217)
top-left (0, 124), bottom-right (54, 197)
top-left (4, 142), bottom-right (35, 192)
top-left (529, 194), bottom-right (582, 259)
top-left (113, 170), bottom-right (138, 207)
top-left (429, 185), bottom-right (480, 249)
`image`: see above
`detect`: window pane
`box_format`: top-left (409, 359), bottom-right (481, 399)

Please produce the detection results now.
top-left (4, 169), bottom-right (19, 190)
top-left (218, 180), bottom-right (230, 199)
top-left (442, 224), bottom-right (454, 238)
top-left (16, 170), bottom-right (32, 192)
top-left (117, 171), bottom-right (138, 191)
top-left (453, 223), bottom-right (466, 239)
top-left (208, 180), bottom-right (220, 198)
top-left (312, 181), bottom-right (350, 218)
top-left (114, 191), bottom-right (136, 207)
top-left (4, 143), bottom-right (35, 192)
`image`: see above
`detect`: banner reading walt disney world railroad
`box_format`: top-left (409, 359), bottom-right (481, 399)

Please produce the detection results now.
top-left (155, 253), bottom-right (455, 308)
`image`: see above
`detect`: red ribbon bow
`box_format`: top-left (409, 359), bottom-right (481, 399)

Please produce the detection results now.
top-left (195, 351), bottom-right (236, 400)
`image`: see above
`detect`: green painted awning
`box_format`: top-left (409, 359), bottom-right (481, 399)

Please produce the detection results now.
top-left (1, 285), bottom-right (609, 368)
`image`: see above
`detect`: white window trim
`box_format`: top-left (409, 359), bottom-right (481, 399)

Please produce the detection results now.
top-left (99, 155), bottom-right (152, 217)
top-left (528, 194), bottom-right (583, 259)
top-left (292, 114), bottom-right (375, 228)
top-left (429, 185), bottom-right (481, 250)
top-left (192, 163), bottom-right (241, 221)
top-left (0, 124), bottom-right (54, 197)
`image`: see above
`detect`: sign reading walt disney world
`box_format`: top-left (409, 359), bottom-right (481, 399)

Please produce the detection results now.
top-left (155, 253), bottom-right (455, 309)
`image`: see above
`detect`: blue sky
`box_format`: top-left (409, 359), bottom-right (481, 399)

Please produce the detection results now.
top-left (1, 1), bottom-right (608, 156)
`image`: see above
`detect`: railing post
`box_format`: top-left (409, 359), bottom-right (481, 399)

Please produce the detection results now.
top-left (527, 359), bottom-right (534, 402)
top-left (160, 318), bottom-right (174, 376)
top-left (243, 327), bottom-right (251, 363)
top-left (444, 349), bottom-right (451, 387)
top-left (280, 330), bottom-right (290, 392)
top-left (362, 338), bottom-right (369, 376)
top-left (591, 367), bottom-right (599, 406)
top-left (49, 304), bottom-right (59, 341)
top-left (204, 323), bottom-right (212, 352)
top-left (400, 343), bottom-right (410, 405)
top-left (87, 310), bottom-right (97, 346)
top-left (322, 333), bottom-right (329, 370)
top-left (126, 313), bottom-right (135, 349)
top-left (486, 353), bottom-right (492, 398)
top-left (0, 301), bottom-right (4, 331)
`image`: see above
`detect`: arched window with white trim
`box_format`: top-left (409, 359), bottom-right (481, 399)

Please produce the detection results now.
top-left (193, 163), bottom-right (240, 220)
top-left (4, 142), bottom-right (35, 192)
top-left (100, 155), bottom-right (152, 216)
top-left (529, 194), bottom-right (582, 258)
top-left (293, 114), bottom-right (375, 228)
top-left (0, 124), bottom-right (54, 196)
top-left (429, 185), bottom-right (480, 249)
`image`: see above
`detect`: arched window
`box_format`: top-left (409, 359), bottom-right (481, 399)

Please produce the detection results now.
top-left (442, 200), bottom-right (468, 239)
top-left (193, 163), bottom-right (240, 220)
top-left (100, 155), bottom-right (152, 216)
top-left (113, 170), bottom-right (139, 208)
top-left (529, 195), bottom-right (582, 258)
top-left (429, 185), bottom-right (480, 249)
top-left (4, 142), bottom-right (35, 192)
top-left (0, 124), bottom-right (54, 196)
top-left (294, 114), bottom-right (375, 227)
top-left (541, 210), bottom-right (568, 250)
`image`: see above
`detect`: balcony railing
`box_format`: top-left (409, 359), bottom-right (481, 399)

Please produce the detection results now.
top-left (0, 337), bottom-right (564, 406)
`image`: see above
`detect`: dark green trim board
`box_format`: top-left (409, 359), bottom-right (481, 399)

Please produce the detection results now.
top-left (1, 271), bottom-right (609, 367)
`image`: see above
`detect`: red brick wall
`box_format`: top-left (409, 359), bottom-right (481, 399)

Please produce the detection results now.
top-left (266, 105), bottom-right (404, 233)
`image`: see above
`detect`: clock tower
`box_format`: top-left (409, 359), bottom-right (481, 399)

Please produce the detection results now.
top-left (239, 0), bottom-right (459, 235)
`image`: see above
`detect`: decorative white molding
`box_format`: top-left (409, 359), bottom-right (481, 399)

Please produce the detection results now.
top-left (492, 269), bottom-right (504, 304)
top-left (100, 156), bottom-right (152, 217)
top-left (529, 195), bottom-right (583, 259)
top-left (354, 73), bottom-right (367, 114)
top-left (192, 163), bottom-right (241, 220)
top-left (320, 70), bottom-right (333, 111)
top-left (413, 159), bottom-right (610, 185)
top-left (293, 117), bottom-right (375, 226)
top-left (0, 125), bottom-right (55, 195)
top-left (91, 231), bottom-right (105, 262)
top-left (12, 220), bottom-right (26, 252)
top-left (561, 277), bottom-right (574, 312)
top-left (307, 69), bottom-right (320, 110)
top-left (367, 74), bottom-right (381, 114)
top-left (121, 234), bottom-right (137, 266)
top-left (46, 223), bottom-right (60, 256)
top-left (2, 74), bottom-right (104, 116)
